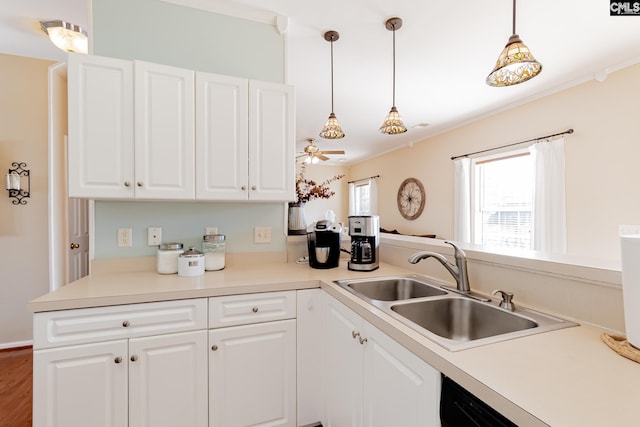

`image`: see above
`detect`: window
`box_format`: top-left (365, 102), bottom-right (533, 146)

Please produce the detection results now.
top-left (349, 178), bottom-right (378, 216)
top-left (472, 151), bottom-right (534, 249)
top-left (455, 138), bottom-right (567, 254)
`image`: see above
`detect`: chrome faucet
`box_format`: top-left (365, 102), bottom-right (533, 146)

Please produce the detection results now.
top-left (408, 241), bottom-right (490, 302)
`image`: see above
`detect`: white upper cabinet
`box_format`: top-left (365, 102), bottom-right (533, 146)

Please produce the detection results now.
top-left (134, 61), bottom-right (195, 199)
top-left (248, 80), bottom-right (296, 201)
top-left (68, 53), bottom-right (134, 198)
top-left (67, 54), bottom-right (295, 201)
top-left (195, 72), bottom-right (249, 200)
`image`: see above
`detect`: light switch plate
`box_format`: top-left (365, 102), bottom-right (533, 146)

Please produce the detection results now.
top-left (254, 227), bottom-right (271, 243)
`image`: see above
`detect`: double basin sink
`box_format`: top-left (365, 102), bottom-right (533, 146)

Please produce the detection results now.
top-left (335, 275), bottom-right (577, 351)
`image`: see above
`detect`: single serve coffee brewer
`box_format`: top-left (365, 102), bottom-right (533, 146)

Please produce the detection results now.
top-left (348, 215), bottom-right (379, 271)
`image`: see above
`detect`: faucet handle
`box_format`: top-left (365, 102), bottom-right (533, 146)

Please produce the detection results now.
top-left (444, 241), bottom-right (467, 260)
top-left (492, 289), bottom-right (515, 311)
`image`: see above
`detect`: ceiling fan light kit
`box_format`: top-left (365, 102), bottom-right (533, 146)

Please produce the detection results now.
top-left (486, 0), bottom-right (542, 87)
top-left (298, 138), bottom-right (345, 163)
top-left (380, 17), bottom-right (407, 135)
top-left (319, 30), bottom-right (345, 139)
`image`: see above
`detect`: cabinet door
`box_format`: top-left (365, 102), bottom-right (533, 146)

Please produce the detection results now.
top-left (248, 80), bottom-right (295, 201)
top-left (209, 319), bottom-right (296, 427)
top-left (129, 330), bottom-right (208, 427)
top-left (33, 340), bottom-right (128, 427)
top-left (134, 61), bottom-right (195, 199)
top-left (363, 323), bottom-right (441, 427)
top-left (68, 53), bottom-right (134, 198)
top-left (195, 72), bottom-right (248, 200)
top-left (324, 298), bottom-right (364, 427)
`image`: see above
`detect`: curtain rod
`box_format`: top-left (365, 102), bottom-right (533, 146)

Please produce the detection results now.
top-left (450, 128), bottom-right (574, 161)
top-left (348, 174), bottom-right (380, 184)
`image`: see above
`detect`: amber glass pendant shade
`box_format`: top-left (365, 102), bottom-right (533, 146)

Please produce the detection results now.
top-left (379, 106), bottom-right (407, 135)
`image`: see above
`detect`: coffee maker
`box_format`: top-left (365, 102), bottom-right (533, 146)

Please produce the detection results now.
top-left (348, 215), bottom-right (380, 271)
top-left (307, 220), bottom-right (341, 269)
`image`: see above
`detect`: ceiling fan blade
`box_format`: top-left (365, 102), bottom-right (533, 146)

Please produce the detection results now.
top-left (317, 154), bottom-right (330, 161)
top-left (321, 150), bottom-right (345, 155)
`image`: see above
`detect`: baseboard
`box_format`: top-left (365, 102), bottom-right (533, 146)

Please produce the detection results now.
top-left (0, 340), bottom-right (33, 350)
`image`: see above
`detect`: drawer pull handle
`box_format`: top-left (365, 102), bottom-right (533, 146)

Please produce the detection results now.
top-left (114, 356), bottom-right (123, 364)
top-left (122, 320), bottom-right (130, 327)
top-left (352, 330), bottom-right (360, 339)
top-left (359, 336), bottom-right (368, 345)
top-left (252, 307), bottom-right (259, 313)
top-left (211, 345), bottom-right (218, 351)
top-left (130, 355), bottom-right (138, 362)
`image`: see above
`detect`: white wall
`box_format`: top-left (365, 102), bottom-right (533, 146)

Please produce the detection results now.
top-left (0, 54), bottom-right (54, 346)
top-left (350, 63), bottom-right (640, 263)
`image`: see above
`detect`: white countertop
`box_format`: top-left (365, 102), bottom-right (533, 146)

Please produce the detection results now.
top-left (28, 253), bottom-right (640, 427)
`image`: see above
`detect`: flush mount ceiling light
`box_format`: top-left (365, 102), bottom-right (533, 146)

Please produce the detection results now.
top-left (40, 20), bottom-right (88, 54)
top-left (319, 30), bottom-right (345, 139)
top-left (486, 0), bottom-right (542, 87)
top-left (380, 17), bottom-right (407, 135)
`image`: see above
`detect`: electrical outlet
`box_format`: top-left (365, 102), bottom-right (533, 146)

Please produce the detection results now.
top-left (148, 227), bottom-right (162, 246)
top-left (205, 226), bottom-right (218, 235)
top-left (117, 228), bottom-right (132, 248)
top-left (254, 226), bottom-right (272, 243)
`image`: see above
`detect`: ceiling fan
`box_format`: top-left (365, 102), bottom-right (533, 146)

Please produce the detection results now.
top-left (296, 138), bottom-right (345, 164)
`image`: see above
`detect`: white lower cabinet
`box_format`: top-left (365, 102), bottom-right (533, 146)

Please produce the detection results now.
top-left (324, 295), bottom-right (441, 427)
top-left (208, 319), bottom-right (296, 427)
top-left (129, 330), bottom-right (208, 427)
top-left (33, 330), bottom-right (208, 427)
top-left (33, 340), bottom-right (129, 427)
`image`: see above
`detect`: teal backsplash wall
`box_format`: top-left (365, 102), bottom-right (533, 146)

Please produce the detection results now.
top-left (95, 201), bottom-right (287, 258)
top-left (91, 0), bottom-right (288, 258)
top-left (92, 0), bottom-right (285, 81)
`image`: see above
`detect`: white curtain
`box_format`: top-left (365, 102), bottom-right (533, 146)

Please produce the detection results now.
top-left (529, 138), bottom-right (567, 253)
top-left (453, 158), bottom-right (471, 243)
top-left (349, 178), bottom-right (378, 216)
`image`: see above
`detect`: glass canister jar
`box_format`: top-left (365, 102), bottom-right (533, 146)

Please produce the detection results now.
top-left (203, 234), bottom-right (226, 271)
top-left (156, 242), bottom-right (184, 274)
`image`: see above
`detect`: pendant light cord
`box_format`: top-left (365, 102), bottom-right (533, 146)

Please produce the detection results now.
top-left (330, 38), bottom-right (335, 114)
top-left (392, 24), bottom-right (397, 108)
top-left (512, 0), bottom-right (517, 35)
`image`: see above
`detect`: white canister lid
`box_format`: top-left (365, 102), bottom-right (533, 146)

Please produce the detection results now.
top-left (180, 247), bottom-right (203, 257)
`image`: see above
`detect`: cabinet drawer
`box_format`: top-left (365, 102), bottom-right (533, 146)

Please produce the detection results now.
top-left (34, 298), bottom-right (207, 350)
top-left (209, 291), bottom-right (296, 328)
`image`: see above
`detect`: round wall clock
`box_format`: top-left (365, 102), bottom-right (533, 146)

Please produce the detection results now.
top-left (397, 178), bottom-right (426, 220)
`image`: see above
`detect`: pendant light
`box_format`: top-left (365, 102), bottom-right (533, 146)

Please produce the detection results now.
top-left (380, 17), bottom-right (407, 135)
top-left (319, 31), bottom-right (345, 139)
top-left (486, 0), bottom-right (542, 87)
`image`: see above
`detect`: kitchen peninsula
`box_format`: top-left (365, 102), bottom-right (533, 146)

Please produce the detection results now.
top-left (29, 249), bottom-right (640, 427)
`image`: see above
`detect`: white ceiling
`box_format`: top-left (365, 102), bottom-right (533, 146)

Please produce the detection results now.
top-left (3, 1), bottom-right (640, 164)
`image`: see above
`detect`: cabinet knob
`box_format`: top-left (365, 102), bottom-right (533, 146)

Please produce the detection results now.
top-left (241, 186), bottom-right (247, 191)
top-left (124, 181), bottom-right (131, 187)
top-left (137, 182), bottom-right (143, 187)
top-left (130, 354), bottom-right (138, 362)
top-left (352, 330), bottom-right (360, 339)
top-left (70, 243), bottom-right (80, 249)
top-left (252, 307), bottom-right (259, 313)
top-left (251, 185), bottom-right (257, 191)
top-left (114, 356), bottom-right (123, 364)
top-left (211, 345), bottom-right (218, 351)
top-left (359, 336), bottom-right (368, 345)
top-left (122, 320), bottom-right (130, 327)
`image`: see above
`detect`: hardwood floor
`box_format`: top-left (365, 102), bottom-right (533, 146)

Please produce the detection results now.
top-left (0, 347), bottom-right (32, 427)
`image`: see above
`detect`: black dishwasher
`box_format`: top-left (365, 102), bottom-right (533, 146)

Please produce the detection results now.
top-left (440, 375), bottom-right (518, 427)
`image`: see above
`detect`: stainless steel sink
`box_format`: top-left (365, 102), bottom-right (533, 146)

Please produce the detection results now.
top-left (391, 298), bottom-right (537, 341)
top-left (334, 274), bottom-right (577, 351)
top-left (336, 275), bottom-right (447, 302)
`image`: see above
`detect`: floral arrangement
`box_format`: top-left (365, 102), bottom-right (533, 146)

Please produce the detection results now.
top-left (293, 163), bottom-right (345, 204)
